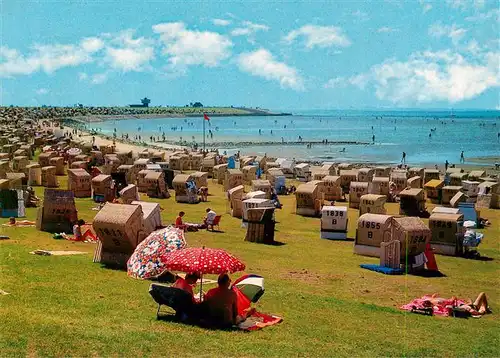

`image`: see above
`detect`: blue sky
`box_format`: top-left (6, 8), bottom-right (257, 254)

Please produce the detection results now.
top-left (1, 0), bottom-right (498, 109)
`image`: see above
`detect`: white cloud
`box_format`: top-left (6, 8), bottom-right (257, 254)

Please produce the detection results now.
top-left (324, 77), bottom-right (345, 88)
top-left (352, 10), bottom-right (369, 21)
top-left (474, 0), bottom-right (486, 8)
top-left (91, 73), bottom-right (108, 84)
top-left (35, 88), bottom-right (48, 95)
top-left (78, 72), bottom-right (88, 81)
top-left (212, 18), bottom-right (231, 26)
top-left (446, 0), bottom-right (485, 10)
top-left (153, 22), bottom-right (232, 70)
top-left (284, 25), bottom-right (351, 49)
top-left (80, 37), bottom-right (104, 53)
top-left (348, 74), bottom-right (370, 89)
top-left (419, 0), bottom-right (433, 13)
top-left (377, 27), bottom-right (399, 33)
top-left (428, 23), bottom-right (468, 45)
top-left (0, 43), bottom-right (95, 77)
top-left (465, 8), bottom-right (499, 21)
top-left (446, 0), bottom-right (466, 9)
top-left (384, 0), bottom-right (403, 7)
top-left (78, 71), bottom-right (108, 85)
top-left (324, 74), bottom-right (370, 90)
top-left (106, 47), bottom-right (154, 71)
top-left (104, 30), bottom-right (154, 72)
top-left (237, 48), bottom-right (304, 90)
top-left (0, 30), bottom-right (153, 77)
top-left (230, 21), bottom-right (269, 37)
top-left (342, 49), bottom-right (499, 104)
top-left (466, 39), bottom-right (481, 53)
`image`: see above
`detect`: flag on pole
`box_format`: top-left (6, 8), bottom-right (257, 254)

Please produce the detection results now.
top-left (203, 113), bottom-right (210, 121)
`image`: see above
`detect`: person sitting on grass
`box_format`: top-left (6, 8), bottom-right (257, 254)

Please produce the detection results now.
top-left (71, 219), bottom-right (97, 241)
top-left (203, 273), bottom-right (238, 328)
top-left (270, 188), bottom-right (282, 209)
top-left (25, 187), bottom-right (40, 208)
top-left (175, 211), bottom-right (187, 231)
top-left (204, 208), bottom-right (217, 227)
top-left (198, 186), bottom-right (208, 202)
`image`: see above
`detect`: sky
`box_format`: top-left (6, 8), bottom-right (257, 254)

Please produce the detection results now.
top-left (1, 0), bottom-right (499, 110)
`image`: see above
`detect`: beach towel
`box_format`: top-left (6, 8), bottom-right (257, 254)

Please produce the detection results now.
top-left (360, 264), bottom-right (403, 275)
top-left (30, 250), bottom-right (87, 256)
top-left (233, 285), bottom-right (282, 331)
top-left (237, 311), bottom-right (283, 331)
top-left (400, 295), bottom-right (466, 317)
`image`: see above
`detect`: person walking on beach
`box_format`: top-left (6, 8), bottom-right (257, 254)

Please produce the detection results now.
top-left (92, 136), bottom-right (95, 145)
top-left (401, 152), bottom-right (406, 164)
top-left (460, 151), bottom-right (465, 163)
top-left (445, 160), bottom-right (449, 171)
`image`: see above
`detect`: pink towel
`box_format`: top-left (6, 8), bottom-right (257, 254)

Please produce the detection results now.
top-left (401, 295), bottom-right (466, 317)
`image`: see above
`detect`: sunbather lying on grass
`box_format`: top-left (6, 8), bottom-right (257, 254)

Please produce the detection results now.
top-left (408, 292), bottom-right (491, 317)
top-left (2, 217), bottom-right (36, 227)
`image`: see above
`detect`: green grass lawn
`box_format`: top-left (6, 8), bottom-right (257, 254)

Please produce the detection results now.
top-left (0, 176), bottom-right (499, 357)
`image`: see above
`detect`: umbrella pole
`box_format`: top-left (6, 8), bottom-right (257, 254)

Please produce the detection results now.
top-left (199, 247), bottom-right (205, 301)
top-left (199, 273), bottom-right (203, 301)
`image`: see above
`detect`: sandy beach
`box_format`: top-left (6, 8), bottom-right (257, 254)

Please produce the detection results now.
top-left (67, 124), bottom-right (499, 175)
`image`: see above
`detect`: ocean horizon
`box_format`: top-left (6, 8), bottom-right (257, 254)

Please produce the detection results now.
top-left (88, 109), bottom-right (500, 166)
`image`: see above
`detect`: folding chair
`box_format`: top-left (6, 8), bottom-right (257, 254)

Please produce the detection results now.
top-left (207, 215), bottom-right (221, 231)
top-left (149, 284), bottom-right (193, 319)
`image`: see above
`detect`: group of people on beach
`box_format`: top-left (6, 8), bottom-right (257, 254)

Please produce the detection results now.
top-left (171, 272), bottom-right (249, 328)
top-left (174, 208), bottom-right (218, 232)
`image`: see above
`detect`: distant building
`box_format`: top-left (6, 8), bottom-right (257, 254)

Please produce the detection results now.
top-left (130, 97), bottom-right (151, 108)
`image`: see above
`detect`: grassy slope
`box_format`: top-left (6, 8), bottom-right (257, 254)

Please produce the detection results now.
top-left (0, 175), bottom-right (499, 357)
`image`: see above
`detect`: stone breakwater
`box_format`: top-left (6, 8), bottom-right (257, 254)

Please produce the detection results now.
top-left (119, 138), bottom-right (371, 148)
top-left (192, 140), bottom-right (372, 147)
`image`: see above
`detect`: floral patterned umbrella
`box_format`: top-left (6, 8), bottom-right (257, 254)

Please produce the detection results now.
top-left (163, 247), bottom-right (245, 275)
top-left (127, 226), bottom-right (187, 280)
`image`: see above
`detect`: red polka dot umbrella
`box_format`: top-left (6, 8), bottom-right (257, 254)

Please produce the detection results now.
top-left (164, 247), bottom-right (245, 275)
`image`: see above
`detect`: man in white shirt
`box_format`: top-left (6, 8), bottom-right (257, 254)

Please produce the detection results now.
top-left (204, 208), bottom-right (217, 226)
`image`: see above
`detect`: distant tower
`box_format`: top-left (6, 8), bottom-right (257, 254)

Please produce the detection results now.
top-left (141, 97), bottom-right (151, 107)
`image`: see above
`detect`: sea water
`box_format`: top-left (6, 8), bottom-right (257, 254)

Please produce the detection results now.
top-left (89, 110), bottom-right (499, 165)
